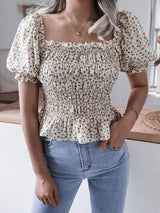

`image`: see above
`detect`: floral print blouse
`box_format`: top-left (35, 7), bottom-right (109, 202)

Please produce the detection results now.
top-left (6, 10), bottom-right (158, 144)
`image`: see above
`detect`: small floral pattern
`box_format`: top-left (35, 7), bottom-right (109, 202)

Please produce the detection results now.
top-left (6, 10), bottom-right (158, 144)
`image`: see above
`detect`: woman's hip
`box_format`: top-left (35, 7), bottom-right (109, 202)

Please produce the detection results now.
top-left (40, 137), bottom-right (129, 179)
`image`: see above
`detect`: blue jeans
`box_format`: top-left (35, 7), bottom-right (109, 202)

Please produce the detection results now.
top-left (30, 137), bottom-right (130, 213)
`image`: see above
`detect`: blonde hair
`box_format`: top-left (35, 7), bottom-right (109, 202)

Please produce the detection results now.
top-left (154, 57), bottom-right (160, 66)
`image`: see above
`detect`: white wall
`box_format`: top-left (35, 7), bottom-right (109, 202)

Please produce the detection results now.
top-left (0, 0), bottom-right (32, 49)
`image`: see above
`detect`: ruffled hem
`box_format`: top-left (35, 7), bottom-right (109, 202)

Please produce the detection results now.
top-left (38, 108), bottom-right (122, 144)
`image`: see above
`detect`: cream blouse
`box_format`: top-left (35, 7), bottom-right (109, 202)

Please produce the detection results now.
top-left (6, 10), bottom-right (158, 144)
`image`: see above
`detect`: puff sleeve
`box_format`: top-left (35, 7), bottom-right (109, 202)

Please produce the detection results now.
top-left (6, 12), bottom-right (41, 83)
top-left (118, 10), bottom-right (158, 75)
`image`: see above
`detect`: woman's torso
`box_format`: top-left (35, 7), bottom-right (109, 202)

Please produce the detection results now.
top-left (36, 11), bottom-right (123, 144)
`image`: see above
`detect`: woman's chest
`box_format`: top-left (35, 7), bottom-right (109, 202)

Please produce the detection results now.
top-left (39, 45), bottom-right (121, 92)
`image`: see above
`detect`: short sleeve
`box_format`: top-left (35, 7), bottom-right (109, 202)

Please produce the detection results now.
top-left (118, 10), bottom-right (158, 75)
top-left (6, 12), bottom-right (41, 83)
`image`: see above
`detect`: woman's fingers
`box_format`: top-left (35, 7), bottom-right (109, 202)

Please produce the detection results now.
top-left (107, 140), bottom-right (115, 148)
top-left (53, 187), bottom-right (60, 206)
top-left (38, 195), bottom-right (48, 206)
top-left (100, 139), bottom-right (124, 150)
top-left (35, 174), bottom-right (60, 207)
top-left (37, 193), bottom-right (58, 207)
top-left (107, 139), bottom-right (122, 149)
top-left (43, 196), bottom-right (50, 206)
top-left (47, 190), bottom-right (59, 207)
top-left (37, 195), bottom-right (41, 201)
top-left (100, 140), bottom-right (109, 152)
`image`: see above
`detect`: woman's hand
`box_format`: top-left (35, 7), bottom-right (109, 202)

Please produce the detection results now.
top-left (35, 172), bottom-right (60, 207)
top-left (100, 111), bottom-right (137, 152)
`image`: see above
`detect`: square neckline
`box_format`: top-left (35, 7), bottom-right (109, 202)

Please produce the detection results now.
top-left (37, 12), bottom-right (117, 46)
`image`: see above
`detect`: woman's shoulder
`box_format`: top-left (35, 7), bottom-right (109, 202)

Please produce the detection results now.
top-left (11, 11), bottom-right (44, 46)
top-left (117, 9), bottom-right (138, 19)
top-left (116, 9), bottom-right (141, 28)
top-left (117, 9), bottom-right (135, 17)
top-left (17, 11), bottom-right (41, 33)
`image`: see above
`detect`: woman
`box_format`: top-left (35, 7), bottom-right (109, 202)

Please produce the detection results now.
top-left (6, 0), bottom-right (158, 212)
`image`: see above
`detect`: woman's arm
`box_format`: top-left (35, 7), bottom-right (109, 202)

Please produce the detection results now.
top-left (122, 68), bottom-right (148, 128)
top-left (18, 81), bottom-right (49, 176)
top-left (18, 81), bottom-right (59, 207)
top-left (100, 69), bottom-right (148, 151)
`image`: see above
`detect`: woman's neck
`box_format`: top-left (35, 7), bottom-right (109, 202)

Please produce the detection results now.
top-left (65, 0), bottom-right (99, 24)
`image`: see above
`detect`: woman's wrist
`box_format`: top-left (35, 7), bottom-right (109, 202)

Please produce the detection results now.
top-left (34, 165), bottom-right (50, 177)
top-left (122, 110), bottom-right (138, 129)
top-left (123, 107), bottom-right (139, 119)
top-left (35, 172), bottom-right (51, 179)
